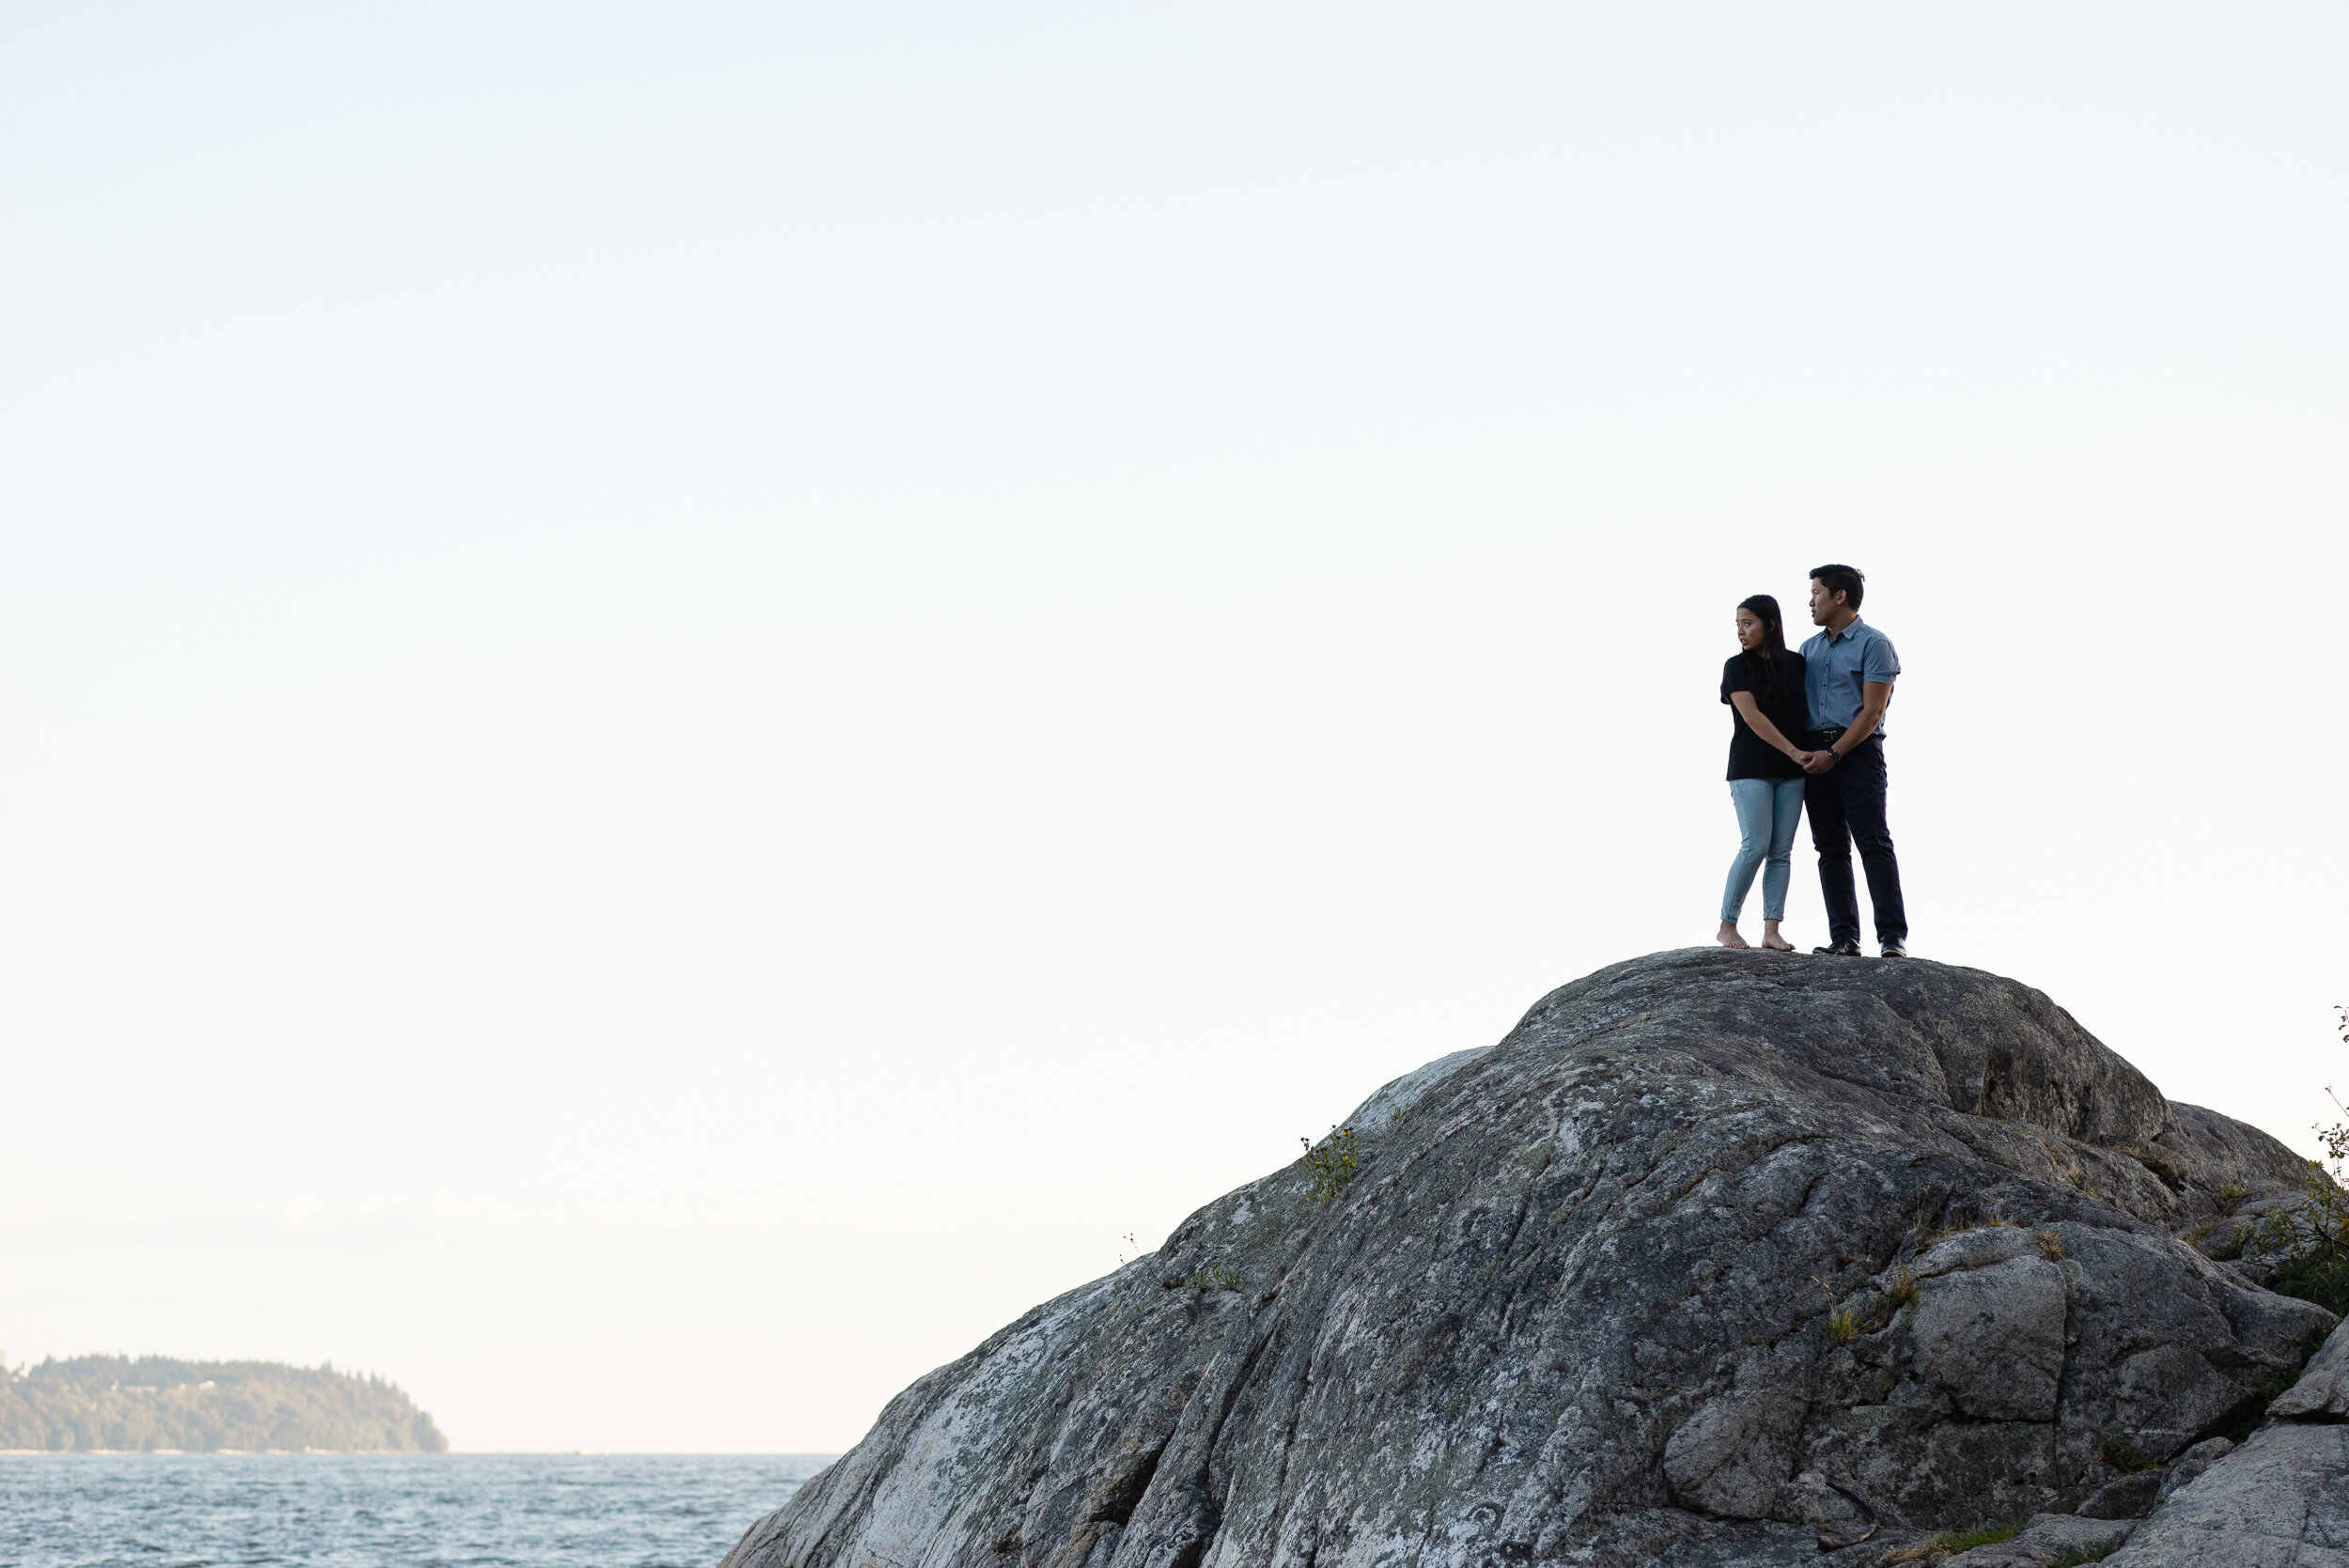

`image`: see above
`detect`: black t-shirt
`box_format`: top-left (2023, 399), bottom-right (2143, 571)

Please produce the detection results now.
top-left (1720, 651), bottom-right (1810, 781)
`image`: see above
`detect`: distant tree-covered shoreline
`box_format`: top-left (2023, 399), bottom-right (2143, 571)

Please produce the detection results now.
top-left (0, 1356), bottom-right (447, 1452)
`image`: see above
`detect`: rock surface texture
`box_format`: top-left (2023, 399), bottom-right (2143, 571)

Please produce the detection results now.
top-left (723, 951), bottom-right (2338, 1568)
top-left (1941, 1513), bottom-right (2136, 1568)
top-left (2099, 1315), bottom-right (2349, 1566)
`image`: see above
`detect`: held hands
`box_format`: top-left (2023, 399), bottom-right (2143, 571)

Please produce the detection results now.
top-left (1801, 748), bottom-right (1840, 775)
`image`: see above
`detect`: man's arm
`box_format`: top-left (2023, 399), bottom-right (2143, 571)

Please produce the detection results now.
top-left (1806, 682), bottom-right (1891, 771)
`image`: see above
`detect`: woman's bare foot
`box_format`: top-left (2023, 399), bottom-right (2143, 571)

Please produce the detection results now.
top-left (1717, 921), bottom-right (1750, 950)
top-left (1759, 921), bottom-right (1796, 953)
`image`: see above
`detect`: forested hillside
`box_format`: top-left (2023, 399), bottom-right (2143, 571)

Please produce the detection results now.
top-left (0, 1356), bottom-right (447, 1452)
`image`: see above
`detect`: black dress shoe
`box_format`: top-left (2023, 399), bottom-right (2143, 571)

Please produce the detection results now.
top-left (1880, 940), bottom-right (1908, 958)
top-left (1812, 940), bottom-right (1862, 956)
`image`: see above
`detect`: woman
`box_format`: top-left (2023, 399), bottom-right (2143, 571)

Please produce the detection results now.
top-left (1717, 594), bottom-right (1815, 951)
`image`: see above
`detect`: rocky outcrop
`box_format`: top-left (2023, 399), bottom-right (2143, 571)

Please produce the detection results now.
top-left (2266, 1314), bottom-right (2349, 1420)
top-left (2095, 1312), bottom-right (2349, 1566)
top-left (723, 951), bottom-right (2336, 1568)
top-left (2101, 1422), bottom-right (2349, 1565)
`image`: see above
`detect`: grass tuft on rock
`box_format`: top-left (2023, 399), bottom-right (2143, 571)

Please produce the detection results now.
top-left (1183, 1265), bottom-right (1245, 1293)
top-left (1298, 1126), bottom-right (1361, 1205)
top-left (2045, 1546), bottom-right (2120, 1567)
top-left (1937, 1520), bottom-right (2022, 1549)
top-left (1888, 1520), bottom-right (2023, 1562)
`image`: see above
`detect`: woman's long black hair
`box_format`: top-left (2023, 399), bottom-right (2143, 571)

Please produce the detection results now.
top-left (1737, 594), bottom-right (1797, 703)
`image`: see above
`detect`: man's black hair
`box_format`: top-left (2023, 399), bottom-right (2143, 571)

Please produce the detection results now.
top-left (1810, 563), bottom-right (1865, 612)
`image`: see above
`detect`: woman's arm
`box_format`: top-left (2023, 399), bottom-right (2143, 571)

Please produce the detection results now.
top-left (1729, 691), bottom-right (1812, 763)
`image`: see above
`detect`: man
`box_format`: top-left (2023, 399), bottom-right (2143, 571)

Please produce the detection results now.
top-left (1798, 564), bottom-right (1906, 957)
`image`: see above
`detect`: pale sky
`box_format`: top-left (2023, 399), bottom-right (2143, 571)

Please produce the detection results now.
top-left (3, 4), bottom-right (2345, 1453)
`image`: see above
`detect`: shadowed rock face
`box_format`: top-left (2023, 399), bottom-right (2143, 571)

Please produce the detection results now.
top-left (723, 950), bottom-right (2332, 1568)
top-left (2098, 1305), bottom-right (2349, 1565)
top-left (2104, 1423), bottom-right (2349, 1566)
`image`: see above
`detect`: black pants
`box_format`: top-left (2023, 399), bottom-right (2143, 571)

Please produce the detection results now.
top-left (1804, 733), bottom-right (1906, 947)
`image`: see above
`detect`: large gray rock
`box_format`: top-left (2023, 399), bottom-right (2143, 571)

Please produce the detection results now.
top-left (2106, 1423), bottom-right (2349, 1566)
top-left (2077, 1466), bottom-right (2166, 1518)
top-left (2151, 1436), bottom-right (2233, 1507)
top-left (2268, 1314), bottom-right (2349, 1419)
top-left (2102, 1317), bottom-right (2349, 1566)
top-left (1906, 1250), bottom-right (2068, 1421)
top-left (723, 951), bottom-right (2335, 1568)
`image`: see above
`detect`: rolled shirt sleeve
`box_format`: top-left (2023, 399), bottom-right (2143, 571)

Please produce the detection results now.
top-left (1860, 632), bottom-right (1900, 688)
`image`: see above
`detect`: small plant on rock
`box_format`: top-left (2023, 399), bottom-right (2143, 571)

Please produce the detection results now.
top-left (2044, 1546), bottom-right (2120, 1567)
top-left (2099, 1432), bottom-right (2157, 1474)
top-left (1299, 1126), bottom-right (1361, 1205)
top-left (1810, 1274), bottom-right (1862, 1345)
top-left (2034, 1227), bottom-right (2065, 1261)
top-left (2247, 1008), bottom-right (2349, 1315)
top-left (1889, 1520), bottom-right (2022, 1561)
top-left (1936, 1520), bottom-right (2023, 1550)
top-left (2215, 1183), bottom-right (2248, 1218)
top-left (1884, 1269), bottom-right (1918, 1312)
top-left (1184, 1265), bottom-right (1245, 1293)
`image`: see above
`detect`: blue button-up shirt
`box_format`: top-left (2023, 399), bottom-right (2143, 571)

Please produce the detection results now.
top-left (1800, 617), bottom-right (1900, 735)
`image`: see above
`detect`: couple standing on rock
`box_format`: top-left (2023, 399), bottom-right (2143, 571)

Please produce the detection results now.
top-left (1715, 562), bottom-right (1907, 958)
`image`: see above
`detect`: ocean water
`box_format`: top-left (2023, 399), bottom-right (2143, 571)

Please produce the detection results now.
top-left (0, 1452), bottom-right (835, 1568)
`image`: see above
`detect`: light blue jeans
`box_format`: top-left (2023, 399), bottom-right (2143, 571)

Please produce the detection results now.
top-left (1722, 777), bottom-right (1807, 924)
